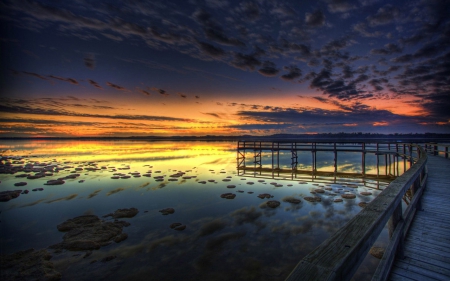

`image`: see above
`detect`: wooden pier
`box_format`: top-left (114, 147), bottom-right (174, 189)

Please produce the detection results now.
top-left (279, 142), bottom-right (450, 281)
top-left (388, 154), bottom-right (450, 281)
top-left (237, 141), bottom-right (417, 182)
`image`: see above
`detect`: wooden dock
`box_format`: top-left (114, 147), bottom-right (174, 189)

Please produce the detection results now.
top-left (389, 155), bottom-right (450, 281)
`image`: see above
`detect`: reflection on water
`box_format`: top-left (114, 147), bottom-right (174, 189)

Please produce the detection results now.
top-left (0, 140), bottom-right (396, 280)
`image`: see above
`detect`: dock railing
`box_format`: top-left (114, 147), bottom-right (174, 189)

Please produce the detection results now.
top-left (237, 141), bottom-right (418, 181)
top-left (424, 143), bottom-right (450, 158)
top-left (284, 144), bottom-right (427, 281)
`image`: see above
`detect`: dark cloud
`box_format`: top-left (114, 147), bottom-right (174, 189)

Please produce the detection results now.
top-left (238, 2), bottom-right (260, 22)
top-left (367, 4), bottom-right (400, 26)
top-left (106, 82), bottom-right (127, 91)
top-left (88, 79), bottom-right (103, 89)
top-left (305, 9), bottom-right (325, 27)
top-left (391, 54), bottom-right (414, 63)
top-left (353, 22), bottom-right (383, 37)
top-left (203, 112), bottom-right (221, 119)
top-left (84, 54), bottom-right (95, 69)
top-left (158, 89), bottom-right (168, 96)
top-left (326, 0), bottom-right (355, 13)
top-left (178, 93), bottom-right (187, 98)
top-left (0, 102), bottom-right (195, 122)
top-left (230, 52), bottom-right (261, 71)
top-left (258, 61), bottom-right (279, 77)
top-left (281, 65), bottom-right (302, 81)
top-left (136, 88), bottom-right (151, 96)
top-left (391, 39), bottom-right (449, 63)
top-left (48, 75), bottom-right (78, 85)
top-left (204, 28), bottom-right (245, 47)
top-left (22, 71), bottom-right (49, 80)
top-left (198, 41), bottom-right (226, 58)
top-left (370, 43), bottom-right (402, 55)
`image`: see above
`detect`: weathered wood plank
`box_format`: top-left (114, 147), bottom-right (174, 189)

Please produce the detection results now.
top-left (404, 240), bottom-right (450, 256)
top-left (407, 230), bottom-right (450, 243)
top-left (404, 245), bottom-right (450, 261)
top-left (402, 250), bottom-right (450, 271)
top-left (389, 272), bottom-right (419, 281)
top-left (395, 260), bottom-right (450, 280)
top-left (390, 266), bottom-right (439, 281)
top-left (396, 256), bottom-right (450, 277)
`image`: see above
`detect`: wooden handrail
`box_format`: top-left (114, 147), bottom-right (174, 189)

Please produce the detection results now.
top-left (424, 143), bottom-right (449, 158)
top-left (285, 145), bottom-right (427, 281)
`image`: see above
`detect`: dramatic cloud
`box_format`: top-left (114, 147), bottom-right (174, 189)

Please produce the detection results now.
top-left (84, 54), bottom-right (95, 69)
top-left (258, 61), bottom-right (279, 77)
top-left (88, 79), bottom-right (103, 89)
top-left (48, 75), bottom-right (78, 85)
top-left (367, 4), bottom-right (400, 26)
top-left (106, 82), bottom-right (127, 91)
top-left (370, 43), bottom-right (402, 55)
top-left (198, 41), bottom-right (226, 58)
top-left (326, 0), bottom-right (355, 13)
top-left (230, 52), bottom-right (261, 71)
top-left (281, 65), bottom-right (302, 81)
top-left (305, 9), bottom-right (325, 27)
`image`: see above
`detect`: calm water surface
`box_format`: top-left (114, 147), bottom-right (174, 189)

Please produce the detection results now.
top-left (0, 140), bottom-right (400, 280)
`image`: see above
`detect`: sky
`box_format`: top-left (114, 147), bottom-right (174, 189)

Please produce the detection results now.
top-left (1, 0), bottom-right (449, 137)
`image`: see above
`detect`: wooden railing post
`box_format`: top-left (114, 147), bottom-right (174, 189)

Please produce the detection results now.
top-left (446, 146), bottom-right (448, 158)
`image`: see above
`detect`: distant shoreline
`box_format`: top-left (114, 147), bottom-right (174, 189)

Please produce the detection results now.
top-left (1, 133), bottom-right (449, 143)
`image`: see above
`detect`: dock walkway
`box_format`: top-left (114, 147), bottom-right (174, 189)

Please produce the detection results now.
top-left (389, 155), bottom-right (450, 281)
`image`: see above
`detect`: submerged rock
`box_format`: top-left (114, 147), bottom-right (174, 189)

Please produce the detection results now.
top-left (50, 215), bottom-right (129, 251)
top-left (341, 194), bottom-right (356, 199)
top-left (159, 208), bottom-right (175, 215)
top-left (174, 225), bottom-right (186, 231)
top-left (358, 202), bottom-right (368, 208)
top-left (283, 197), bottom-right (301, 204)
top-left (14, 182), bottom-right (27, 186)
top-left (44, 179), bottom-right (65, 185)
top-left (104, 208), bottom-right (139, 219)
top-left (0, 248), bottom-right (62, 281)
top-left (304, 196), bottom-right (322, 202)
top-left (220, 193), bottom-right (236, 199)
top-left (170, 223), bottom-right (182, 229)
top-left (0, 190), bottom-right (22, 202)
top-left (360, 191), bottom-right (372, 196)
top-left (265, 200), bottom-right (281, 208)
top-left (257, 193), bottom-right (271, 199)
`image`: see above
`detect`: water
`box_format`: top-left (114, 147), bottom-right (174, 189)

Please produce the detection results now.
top-left (0, 140), bottom-right (398, 280)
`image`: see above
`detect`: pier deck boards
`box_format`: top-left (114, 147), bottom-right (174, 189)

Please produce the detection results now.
top-left (389, 155), bottom-right (450, 281)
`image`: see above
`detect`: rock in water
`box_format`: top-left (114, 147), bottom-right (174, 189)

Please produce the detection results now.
top-left (220, 193), bottom-right (236, 199)
top-left (266, 200), bottom-right (281, 208)
top-left (283, 197), bottom-right (301, 204)
top-left (304, 196), bottom-right (322, 202)
top-left (0, 248), bottom-right (62, 281)
top-left (50, 215), bottom-right (129, 251)
top-left (158, 208), bottom-right (175, 215)
top-left (104, 208), bottom-right (139, 218)
top-left (0, 190), bottom-right (22, 202)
